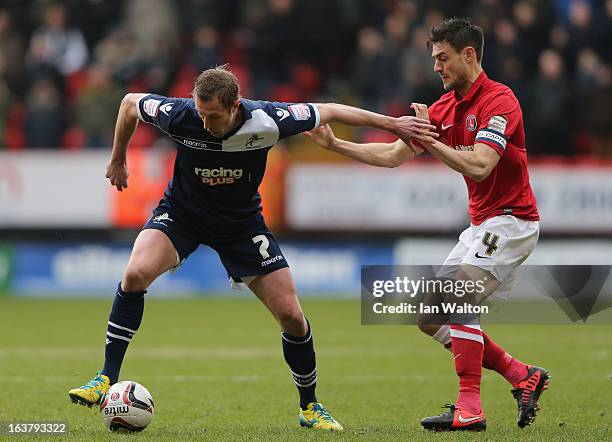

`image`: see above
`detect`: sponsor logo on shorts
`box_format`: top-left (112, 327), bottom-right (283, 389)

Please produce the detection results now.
top-left (261, 254), bottom-right (284, 267)
top-left (194, 167), bottom-right (243, 186)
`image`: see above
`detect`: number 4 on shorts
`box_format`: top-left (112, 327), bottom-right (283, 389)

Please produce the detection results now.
top-left (482, 231), bottom-right (500, 256)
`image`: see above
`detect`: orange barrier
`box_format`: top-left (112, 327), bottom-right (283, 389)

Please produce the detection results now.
top-left (110, 149), bottom-right (174, 227)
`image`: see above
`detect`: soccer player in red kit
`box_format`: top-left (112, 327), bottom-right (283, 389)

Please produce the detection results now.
top-left (307, 18), bottom-right (549, 431)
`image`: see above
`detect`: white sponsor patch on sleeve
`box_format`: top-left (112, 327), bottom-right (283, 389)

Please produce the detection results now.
top-left (143, 99), bottom-right (161, 117)
top-left (288, 104), bottom-right (311, 121)
top-left (487, 115), bottom-right (507, 134)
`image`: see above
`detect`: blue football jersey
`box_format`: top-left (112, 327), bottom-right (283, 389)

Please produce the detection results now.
top-left (136, 95), bottom-right (320, 234)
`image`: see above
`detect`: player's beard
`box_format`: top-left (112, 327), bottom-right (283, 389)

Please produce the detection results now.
top-left (445, 70), bottom-right (469, 93)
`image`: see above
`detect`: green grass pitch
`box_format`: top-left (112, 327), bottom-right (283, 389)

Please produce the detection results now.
top-left (0, 297), bottom-right (610, 441)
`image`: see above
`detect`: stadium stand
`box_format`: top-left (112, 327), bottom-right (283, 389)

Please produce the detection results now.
top-left (0, 0), bottom-right (610, 155)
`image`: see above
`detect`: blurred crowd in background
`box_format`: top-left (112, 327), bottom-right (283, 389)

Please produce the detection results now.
top-left (0, 0), bottom-right (610, 156)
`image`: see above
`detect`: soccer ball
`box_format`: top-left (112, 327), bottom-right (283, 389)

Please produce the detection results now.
top-left (99, 381), bottom-right (154, 432)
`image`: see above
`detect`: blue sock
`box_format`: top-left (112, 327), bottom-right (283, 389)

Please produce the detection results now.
top-left (102, 283), bottom-right (145, 384)
top-left (281, 319), bottom-right (317, 410)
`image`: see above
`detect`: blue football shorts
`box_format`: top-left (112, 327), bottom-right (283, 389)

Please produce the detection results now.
top-left (143, 203), bottom-right (289, 283)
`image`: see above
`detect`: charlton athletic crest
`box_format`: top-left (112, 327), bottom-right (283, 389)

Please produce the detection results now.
top-left (466, 114), bottom-right (478, 132)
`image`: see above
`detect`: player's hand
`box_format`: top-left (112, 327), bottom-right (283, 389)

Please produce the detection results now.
top-left (304, 124), bottom-right (337, 149)
top-left (408, 103), bottom-right (440, 148)
top-left (391, 116), bottom-right (438, 140)
top-left (411, 103), bottom-right (430, 121)
top-left (105, 161), bottom-right (129, 191)
top-left (410, 132), bottom-right (438, 147)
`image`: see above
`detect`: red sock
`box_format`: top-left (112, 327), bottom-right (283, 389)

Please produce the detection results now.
top-left (482, 331), bottom-right (528, 387)
top-left (449, 325), bottom-right (484, 414)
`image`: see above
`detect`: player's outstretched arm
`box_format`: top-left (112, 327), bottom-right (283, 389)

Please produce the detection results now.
top-left (316, 103), bottom-right (438, 141)
top-left (305, 124), bottom-right (423, 168)
top-left (402, 103), bottom-right (501, 181)
top-left (411, 128), bottom-right (500, 182)
top-left (106, 93), bottom-right (147, 191)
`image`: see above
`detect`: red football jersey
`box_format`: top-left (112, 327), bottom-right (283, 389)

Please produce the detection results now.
top-left (427, 71), bottom-right (539, 225)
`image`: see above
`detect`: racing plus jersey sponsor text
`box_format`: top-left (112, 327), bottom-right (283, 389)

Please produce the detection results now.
top-left (194, 167), bottom-right (244, 186)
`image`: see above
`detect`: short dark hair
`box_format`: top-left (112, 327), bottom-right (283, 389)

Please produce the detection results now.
top-left (428, 17), bottom-right (484, 62)
top-left (193, 64), bottom-right (240, 109)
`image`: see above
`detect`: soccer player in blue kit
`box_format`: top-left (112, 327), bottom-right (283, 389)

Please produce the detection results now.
top-left (68, 65), bottom-right (437, 430)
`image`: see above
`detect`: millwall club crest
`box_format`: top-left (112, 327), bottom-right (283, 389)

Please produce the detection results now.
top-left (153, 213), bottom-right (173, 223)
top-left (466, 114), bottom-right (478, 132)
top-left (245, 134), bottom-right (264, 148)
